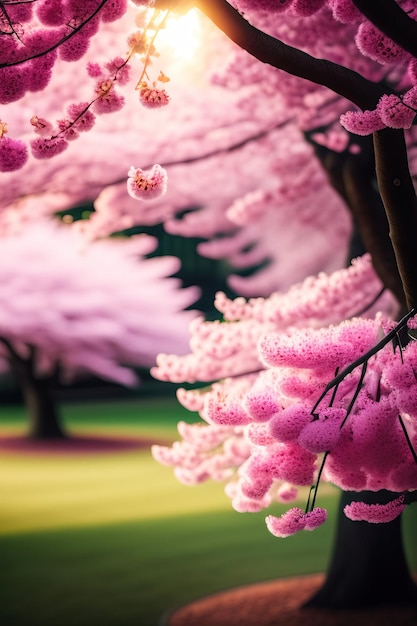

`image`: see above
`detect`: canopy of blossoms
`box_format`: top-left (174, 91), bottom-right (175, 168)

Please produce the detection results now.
top-left (3, 0), bottom-right (417, 297)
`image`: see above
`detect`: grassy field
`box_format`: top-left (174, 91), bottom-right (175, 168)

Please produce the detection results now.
top-left (0, 397), bottom-right (415, 626)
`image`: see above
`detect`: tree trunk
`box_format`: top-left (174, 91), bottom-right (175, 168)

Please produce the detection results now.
top-left (305, 490), bottom-right (417, 609)
top-left (20, 371), bottom-right (66, 440)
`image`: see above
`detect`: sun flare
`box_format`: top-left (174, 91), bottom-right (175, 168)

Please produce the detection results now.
top-left (157, 8), bottom-right (202, 61)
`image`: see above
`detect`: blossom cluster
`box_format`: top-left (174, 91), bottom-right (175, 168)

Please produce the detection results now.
top-left (0, 2), bottom-right (172, 169)
top-left (151, 255), bottom-right (390, 383)
top-left (127, 163), bottom-right (168, 200)
top-left (152, 256), bottom-right (417, 537)
top-left (0, 0), bottom-right (128, 105)
top-left (0, 122), bottom-right (28, 172)
top-left (341, 88), bottom-right (417, 135)
top-left (344, 494), bottom-right (406, 523)
top-left (224, 1), bottom-right (417, 137)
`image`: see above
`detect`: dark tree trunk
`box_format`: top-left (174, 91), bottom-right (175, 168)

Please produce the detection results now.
top-left (0, 338), bottom-right (66, 440)
top-left (305, 490), bottom-right (417, 609)
top-left (306, 133), bottom-right (406, 308)
top-left (20, 371), bottom-right (66, 439)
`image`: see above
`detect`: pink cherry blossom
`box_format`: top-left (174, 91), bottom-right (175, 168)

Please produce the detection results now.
top-left (127, 164), bottom-right (168, 200)
top-left (57, 119), bottom-right (80, 141)
top-left (340, 109), bottom-right (386, 135)
top-left (291, 0), bottom-right (326, 17)
top-left (100, 0), bottom-right (128, 22)
top-left (259, 317), bottom-right (380, 372)
top-left (58, 32), bottom-right (91, 62)
top-left (377, 94), bottom-right (416, 130)
top-left (344, 495), bottom-right (406, 523)
top-left (66, 103), bottom-right (96, 132)
top-left (0, 136), bottom-right (28, 172)
top-left (139, 87), bottom-right (170, 108)
top-left (265, 506), bottom-right (327, 538)
top-left (93, 81), bottom-right (125, 114)
top-left (355, 21), bottom-right (410, 65)
top-left (30, 136), bottom-right (69, 159)
top-left (87, 62), bottom-right (103, 78)
top-left (244, 387), bottom-right (281, 422)
top-left (30, 116), bottom-right (55, 136)
top-left (329, 0), bottom-right (363, 24)
top-left (105, 57), bottom-right (131, 85)
top-left (36, 0), bottom-right (69, 26)
top-left (298, 417), bottom-right (342, 453)
top-left (409, 58), bottom-right (417, 85)
top-left (269, 405), bottom-right (312, 442)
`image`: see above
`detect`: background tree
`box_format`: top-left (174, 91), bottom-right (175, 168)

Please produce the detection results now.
top-left (0, 220), bottom-right (198, 439)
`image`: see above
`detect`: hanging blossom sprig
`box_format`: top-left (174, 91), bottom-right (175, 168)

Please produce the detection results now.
top-left (28, 53), bottom-right (127, 160)
top-left (131, 6), bottom-right (172, 108)
top-left (29, 5), bottom-right (174, 159)
top-left (22, 3), bottom-right (175, 165)
top-left (295, 308), bottom-right (417, 529)
top-left (127, 163), bottom-right (168, 200)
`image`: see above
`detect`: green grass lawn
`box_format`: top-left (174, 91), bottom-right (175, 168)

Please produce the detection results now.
top-left (0, 397), bottom-right (416, 626)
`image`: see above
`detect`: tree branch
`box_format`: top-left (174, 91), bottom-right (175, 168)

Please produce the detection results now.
top-left (307, 133), bottom-right (405, 307)
top-left (194, 0), bottom-right (387, 110)
top-left (0, 335), bottom-right (26, 364)
top-left (373, 128), bottom-right (417, 310)
top-left (352, 0), bottom-right (417, 57)
top-left (192, 0), bottom-right (417, 309)
top-left (0, 0), bottom-right (109, 68)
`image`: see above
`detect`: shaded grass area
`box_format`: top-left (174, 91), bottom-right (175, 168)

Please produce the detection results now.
top-left (0, 501), bottom-right (338, 626)
top-left (0, 399), bottom-right (340, 625)
top-left (1, 398), bottom-right (416, 626)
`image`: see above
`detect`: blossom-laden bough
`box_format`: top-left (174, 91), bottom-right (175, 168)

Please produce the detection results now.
top-left (152, 255), bottom-right (417, 537)
top-left (0, 0), bottom-right (182, 169)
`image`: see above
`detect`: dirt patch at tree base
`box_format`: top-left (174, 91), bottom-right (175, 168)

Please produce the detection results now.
top-left (163, 573), bottom-right (417, 626)
top-left (0, 434), bottom-right (165, 455)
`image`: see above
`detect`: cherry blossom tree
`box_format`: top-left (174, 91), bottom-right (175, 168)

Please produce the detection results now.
top-left (0, 220), bottom-right (198, 439)
top-left (149, 2), bottom-right (417, 606)
top-left (151, 256), bottom-right (417, 608)
top-left (148, 0), bottom-right (417, 611)
top-left (1, 0), bottom-right (417, 613)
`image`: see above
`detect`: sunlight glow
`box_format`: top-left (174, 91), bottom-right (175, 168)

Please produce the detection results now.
top-left (157, 9), bottom-right (202, 61)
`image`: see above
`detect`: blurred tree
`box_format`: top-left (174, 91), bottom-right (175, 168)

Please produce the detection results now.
top-left (0, 221), bottom-right (197, 438)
